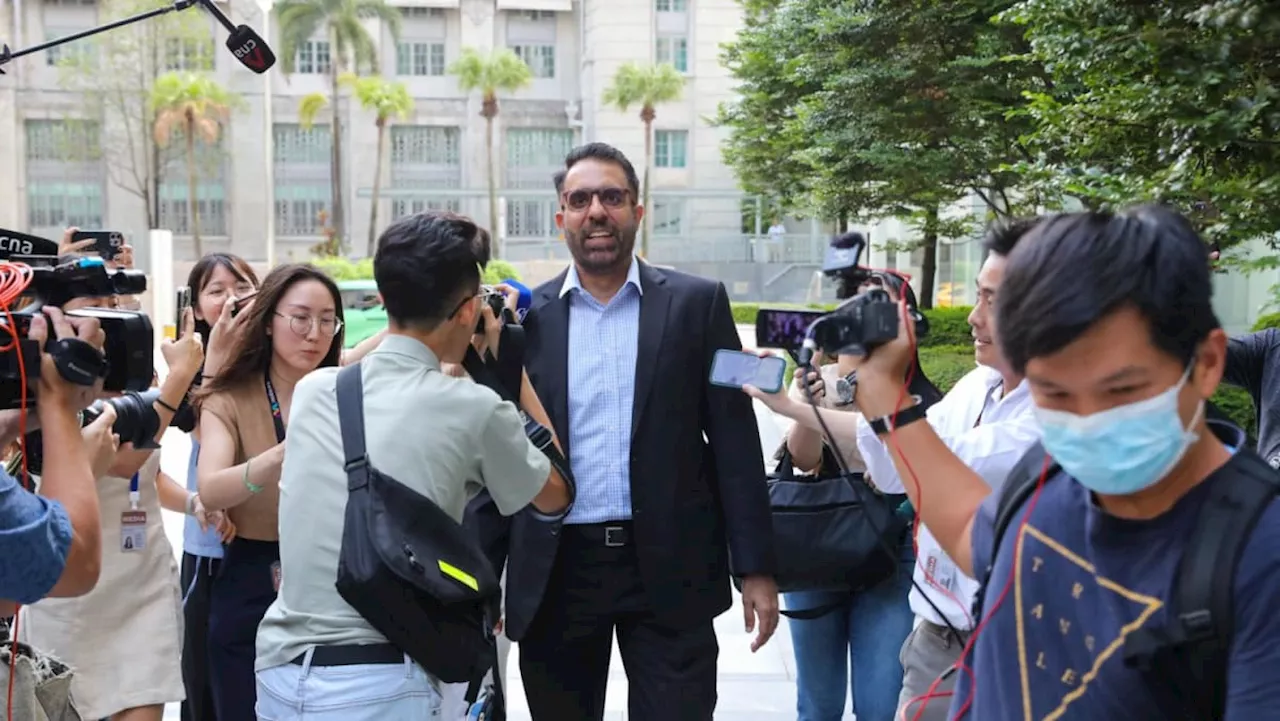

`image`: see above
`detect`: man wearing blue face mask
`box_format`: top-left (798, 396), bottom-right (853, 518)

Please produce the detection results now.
top-left (751, 206), bottom-right (1280, 720)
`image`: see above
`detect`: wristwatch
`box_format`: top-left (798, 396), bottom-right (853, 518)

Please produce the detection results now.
top-left (868, 395), bottom-right (927, 435)
top-left (834, 372), bottom-right (857, 407)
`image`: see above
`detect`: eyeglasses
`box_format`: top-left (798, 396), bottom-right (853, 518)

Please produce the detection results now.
top-left (276, 312), bottom-right (343, 337)
top-left (563, 187), bottom-right (629, 212)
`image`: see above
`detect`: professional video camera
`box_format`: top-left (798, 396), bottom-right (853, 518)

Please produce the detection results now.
top-left (755, 232), bottom-right (928, 367)
top-left (0, 229), bottom-right (154, 410)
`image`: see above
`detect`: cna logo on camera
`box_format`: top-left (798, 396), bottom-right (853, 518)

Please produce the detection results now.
top-left (0, 235), bottom-right (35, 256)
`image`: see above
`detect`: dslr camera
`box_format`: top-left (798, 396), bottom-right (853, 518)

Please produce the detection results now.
top-left (0, 229), bottom-right (154, 411)
top-left (476, 285), bottom-right (508, 332)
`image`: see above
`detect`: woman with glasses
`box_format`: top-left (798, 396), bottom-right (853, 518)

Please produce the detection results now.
top-left (194, 263), bottom-right (345, 720)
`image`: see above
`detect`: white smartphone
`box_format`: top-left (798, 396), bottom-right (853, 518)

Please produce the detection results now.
top-left (709, 349), bottom-right (787, 393)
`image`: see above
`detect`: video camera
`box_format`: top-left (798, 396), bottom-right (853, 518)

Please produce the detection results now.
top-left (755, 232), bottom-right (928, 366)
top-left (0, 229), bottom-right (155, 410)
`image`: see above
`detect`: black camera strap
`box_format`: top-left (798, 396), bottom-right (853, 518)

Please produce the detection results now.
top-left (264, 370), bottom-right (286, 443)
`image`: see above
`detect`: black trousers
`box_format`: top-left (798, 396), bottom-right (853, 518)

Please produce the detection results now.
top-left (180, 552), bottom-right (222, 721)
top-left (207, 538), bottom-right (279, 721)
top-left (518, 522), bottom-right (718, 721)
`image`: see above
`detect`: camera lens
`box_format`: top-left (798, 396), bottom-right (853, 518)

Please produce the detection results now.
top-left (108, 269), bottom-right (148, 297)
top-left (85, 388), bottom-right (162, 450)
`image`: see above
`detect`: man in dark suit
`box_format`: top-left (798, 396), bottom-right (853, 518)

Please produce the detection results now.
top-left (467, 142), bottom-right (778, 721)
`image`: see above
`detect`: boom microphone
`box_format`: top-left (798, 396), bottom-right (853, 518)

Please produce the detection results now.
top-left (196, 0), bottom-right (276, 73)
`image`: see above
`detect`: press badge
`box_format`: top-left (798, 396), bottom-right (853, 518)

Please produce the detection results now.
top-left (120, 510), bottom-right (147, 552)
top-left (270, 561), bottom-right (282, 592)
top-left (925, 552), bottom-right (956, 594)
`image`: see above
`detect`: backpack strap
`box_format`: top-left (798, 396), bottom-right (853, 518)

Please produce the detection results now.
top-left (335, 363), bottom-right (370, 491)
top-left (1122, 450), bottom-right (1280, 720)
top-left (971, 442), bottom-right (1058, 623)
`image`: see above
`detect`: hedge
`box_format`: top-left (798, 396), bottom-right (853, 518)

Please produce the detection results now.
top-left (310, 256), bottom-right (522, 285)
top-left (731, 303), bottom-right (972, 348)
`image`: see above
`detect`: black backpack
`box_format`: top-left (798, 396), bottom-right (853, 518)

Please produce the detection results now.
top-left (972, 437), bottom-right (1280, 719)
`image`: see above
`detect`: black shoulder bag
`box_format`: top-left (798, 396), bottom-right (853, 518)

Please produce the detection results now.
top-left (334, 362), bottom-right (501, 685)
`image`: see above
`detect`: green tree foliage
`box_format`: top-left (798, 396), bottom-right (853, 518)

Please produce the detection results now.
top-left (717, 0), bottom-right (1039, 307)
top-left (1002, 0), bottom-right (1280, 252)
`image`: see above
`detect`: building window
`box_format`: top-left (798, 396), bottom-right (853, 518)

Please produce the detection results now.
top-left (273, 124), bottom-right (333, 236)
top-left (158, 132), bottom-right (228, 236)
top-left (654, 130), bottom-right (688, 169)
top-left (396, 42), bottom-right (446, 76)
top-left (655, 35), bottom-right (688, 73)
top-left (44, 28), bottom-right (95, 66)
top-left (389, 126), bottom-right (462, 221)
top-left (650, 199), bottom-right (684, 236)
top-left (25, 119), bottom-right (105, 232)
top-left (505, 128), bottom-right (573, 238)
top-left (655, 0), bottom-right (687, 10)
top-left (164, 37), bottom-right (214, 71)
top-left (400, 7), bottom-right (443, 19)
top-left (510, 44), bottom-right (555, 79)
top-left (295, 40), bottom-right (331, 75)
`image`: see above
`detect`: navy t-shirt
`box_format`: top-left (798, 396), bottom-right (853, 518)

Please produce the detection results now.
top-left (1225, 329), bottom-right (1280, 467)
top-left (947, 441), bottom-right (1280, 720)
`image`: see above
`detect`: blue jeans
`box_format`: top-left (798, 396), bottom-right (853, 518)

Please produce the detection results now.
top-left (255, 650), bottom-right (442, 720)
top-left (785, 542), bottom-right (916, 721)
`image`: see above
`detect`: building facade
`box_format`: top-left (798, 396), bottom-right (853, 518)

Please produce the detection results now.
top-left (0, 0), bottom-right (753, 266)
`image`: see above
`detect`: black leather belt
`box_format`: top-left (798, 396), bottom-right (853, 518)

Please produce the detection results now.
top-left (563, 521), bottom-right (632, 547)
top-left (291, 643), bottom-right (403, 667)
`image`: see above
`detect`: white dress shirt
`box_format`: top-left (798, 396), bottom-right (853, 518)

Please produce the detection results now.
top-left (856, 364), bottom-right (1040, 630)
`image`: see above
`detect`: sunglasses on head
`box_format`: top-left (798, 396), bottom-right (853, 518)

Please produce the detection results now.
top-left (562, 187), bottom-right (630, 212)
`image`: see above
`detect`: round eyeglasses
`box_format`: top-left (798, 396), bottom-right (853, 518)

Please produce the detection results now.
top-left (276, 312), bottom-right (343, 337)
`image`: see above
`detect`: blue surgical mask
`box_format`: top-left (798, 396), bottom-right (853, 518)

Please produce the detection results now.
top-left (1033, 367), bottom-right (1203, 496)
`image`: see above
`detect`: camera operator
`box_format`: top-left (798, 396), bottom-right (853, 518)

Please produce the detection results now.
top-left (254, 212), bottom-right (570, 719)
top-left (760, 207), bottom-right (1280, 718)
top-left (748, 219), bottom-right (1043, 721)
top-left (0, 307), bottom-right (120, 614)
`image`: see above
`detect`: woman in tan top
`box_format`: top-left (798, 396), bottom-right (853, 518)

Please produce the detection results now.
top-left (195, 263), bottom-right (345, 721)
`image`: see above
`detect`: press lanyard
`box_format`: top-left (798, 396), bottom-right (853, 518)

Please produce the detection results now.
top-left (265, 372), bottom-right (286, 443)
top-left (128, 473), bottom-right (140, 511)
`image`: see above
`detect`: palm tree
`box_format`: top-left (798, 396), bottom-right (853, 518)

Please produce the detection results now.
top-left (150, 71), bottom-right (235, 257)
top-left (602, 62), bottom-right (685, 258)
top-left (276, 0), bottom-right (402, 252)
top-left (301, 73), bottom-right (413, 255)
top-left (449, 47), bottom-right (533, 257)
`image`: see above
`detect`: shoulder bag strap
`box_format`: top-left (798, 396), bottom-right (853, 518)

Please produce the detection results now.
top-left (1124, 451), bottom-right (1280, 720)
top-left (971, 442), bottom-right (1056, 623)
top-left (335, 363), bottom-right (371, 491)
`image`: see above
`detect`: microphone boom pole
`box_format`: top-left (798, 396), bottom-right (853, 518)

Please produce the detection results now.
top-left (0, 0), bottom-right (199, 72)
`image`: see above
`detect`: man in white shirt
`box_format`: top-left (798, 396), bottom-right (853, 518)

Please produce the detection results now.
top-left (856, 218), bottom-right (1042, 721)
top-left (254, 212), bottom-right (570, 720)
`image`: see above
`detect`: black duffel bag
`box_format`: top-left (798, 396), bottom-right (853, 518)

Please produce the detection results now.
top-left (737, 446), bottom-right (907, 617)
top-left (333, 362), bottom-right (500, 685)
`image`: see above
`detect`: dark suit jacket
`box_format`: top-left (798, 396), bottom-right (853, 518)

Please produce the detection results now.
top-left (465, 261), bottom-right (776, 641)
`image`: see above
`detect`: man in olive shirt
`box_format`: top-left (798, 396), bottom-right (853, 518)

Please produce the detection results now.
top-left (254, 212), bottom-right (569, 719)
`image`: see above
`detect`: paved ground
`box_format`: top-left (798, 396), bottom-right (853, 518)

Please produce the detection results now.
top-left (155, 327), bottom-right (848, 719)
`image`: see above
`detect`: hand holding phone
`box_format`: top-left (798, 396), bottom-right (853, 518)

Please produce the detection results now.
top-left (709, 349), bottom-right (788, 394)
top-left (172, 286), bottom-right (193, 340)
top-left (71, 230), bottom-right (125, 261)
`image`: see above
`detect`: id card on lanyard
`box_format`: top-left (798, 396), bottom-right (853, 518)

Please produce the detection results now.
top-left (121, 473), bottom-right (146, 552)
top-left (265, 371), bottom-right (286, 591)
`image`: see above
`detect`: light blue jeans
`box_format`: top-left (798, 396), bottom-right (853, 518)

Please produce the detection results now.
top-left (784, 539), bottom-right (916, 721)
top-left (255, 649), bottom-right (442, 721)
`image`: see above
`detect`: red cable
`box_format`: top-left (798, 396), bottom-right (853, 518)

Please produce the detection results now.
top-left (0, 262), bottom-right (35, 721)
top-left (854, 270), bottom-right (1050, 721)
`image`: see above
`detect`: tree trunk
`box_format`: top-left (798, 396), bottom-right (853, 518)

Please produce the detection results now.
top-left (328, 58), bottom-right (346, 252)
top-left (185, 117), bottom-right (204, 258)
top-left (918, 204), bottom-right (939, 309)
top-left (641, 116), bottom-right (653, 259)
top-left (486, 113), bottom-right (500, 258)
top-left (368, 118), bottom-right (386, 257)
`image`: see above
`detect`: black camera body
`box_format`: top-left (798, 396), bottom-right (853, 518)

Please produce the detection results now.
top-left (812, 289), bottom-right (902, 356)
top-left (476, 285), bottom-right (507, 333)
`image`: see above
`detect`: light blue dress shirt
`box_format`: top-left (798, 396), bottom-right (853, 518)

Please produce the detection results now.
top-left (182, 439), bottom-right (224, 558)
top-left (560, 258), bottom-right (643, 525)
